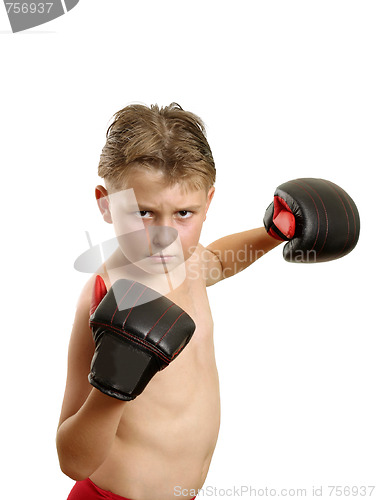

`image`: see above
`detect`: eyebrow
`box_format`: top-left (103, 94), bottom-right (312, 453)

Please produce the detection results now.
top-left (137, 204), bottom-right (203, 211)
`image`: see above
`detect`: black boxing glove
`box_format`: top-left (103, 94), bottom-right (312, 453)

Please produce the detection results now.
top-left (264, 178), bottom-right (360, 263)
top-left (88, 276), bottom-right (196, 401)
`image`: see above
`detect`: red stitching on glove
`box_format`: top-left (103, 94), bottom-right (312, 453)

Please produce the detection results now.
top-left (323, 180), bottom-right (351, 258)
top-left (144, 304), bottom-right (174, 339)
top-left (340, 190), bottom-right (358, 249)
top-left (90, 320), bottom-right (171, 364)
top-left (110, 281), bottom-right (136, 324)
top-left (156, 311), bottom-right (185, 345)
top-left (293, 180), bottom-right (326, 253)
top-left (121, 286), bottom-right (148, 329)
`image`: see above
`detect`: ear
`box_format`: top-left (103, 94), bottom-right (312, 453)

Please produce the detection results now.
top-left (95, 185), bottom-right (112, 224)
top-left (204, 186), bottom-right (215, 220)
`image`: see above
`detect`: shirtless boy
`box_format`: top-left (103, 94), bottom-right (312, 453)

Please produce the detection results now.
top-left (56, 103), bottom-right (359, 500)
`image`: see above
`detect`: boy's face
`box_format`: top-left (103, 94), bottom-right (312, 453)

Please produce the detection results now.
top-left (96, 168), bottom-right (214, 277)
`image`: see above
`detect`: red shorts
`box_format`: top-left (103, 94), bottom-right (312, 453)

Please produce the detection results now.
top-left (67, 478), bottom-right (130, 499)
top-left (67, 478), bottom-right (196, 500)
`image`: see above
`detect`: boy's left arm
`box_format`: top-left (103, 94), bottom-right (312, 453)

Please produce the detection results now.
top-left (205, 227), bottom-right (282, 285)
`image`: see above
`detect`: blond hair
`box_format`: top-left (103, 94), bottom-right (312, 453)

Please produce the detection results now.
top-left (98, 103), bottom-right (216, 192)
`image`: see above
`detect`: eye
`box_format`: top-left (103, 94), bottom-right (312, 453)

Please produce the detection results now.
top-left (135, 210), bottom-right (152, 218)
top-left (176, 210), bottom-right (193, 219)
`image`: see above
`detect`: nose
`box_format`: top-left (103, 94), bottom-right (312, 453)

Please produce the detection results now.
top-left (147, 226), bottom-right (178, 254)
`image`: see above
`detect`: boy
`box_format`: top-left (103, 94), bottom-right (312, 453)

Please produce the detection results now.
top-left (56, 103), bottom-right (284, 500)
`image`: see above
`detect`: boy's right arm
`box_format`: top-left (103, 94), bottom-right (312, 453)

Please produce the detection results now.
top-left (56, 274), bottom-right (126, 481)
top-left (56, 274), bottom-right (196, 481)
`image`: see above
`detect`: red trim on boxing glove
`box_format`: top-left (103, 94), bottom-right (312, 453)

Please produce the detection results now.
top-left (267, 226), bottom-right (285, 241)
top-left (90, 275), bottom-right (108, 316)
top-left (273, 196), bottom-right (296, 240)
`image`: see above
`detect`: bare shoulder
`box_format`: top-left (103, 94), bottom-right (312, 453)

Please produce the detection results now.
top-left (75, 273), bottom-right (97, 311)
top-left (58, 273), bottom-right (100, 427)
top-left (191, 243), bottom-right (223, 287)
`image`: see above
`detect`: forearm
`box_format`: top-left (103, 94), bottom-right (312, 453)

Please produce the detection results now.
top-left (56, 388), bottom-right (126, 480)
top-left (207, 227), bottom-right (282, 279)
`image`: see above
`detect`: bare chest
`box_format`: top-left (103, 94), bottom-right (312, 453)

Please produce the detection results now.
top-left (165, 273), bottom-right (214, 342)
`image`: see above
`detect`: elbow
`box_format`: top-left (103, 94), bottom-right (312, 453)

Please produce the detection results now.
top-left (56, 435), bottom-right (96, 482)
top-left (57, 449), bottom-right (92, 482)
top-left (58, 454), bottom-right (98, 482)
top-left (59, 461), bottom-right (88, 482)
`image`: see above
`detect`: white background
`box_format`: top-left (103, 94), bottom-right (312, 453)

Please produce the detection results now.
top-left (0, 1), bottom-right (375, 499)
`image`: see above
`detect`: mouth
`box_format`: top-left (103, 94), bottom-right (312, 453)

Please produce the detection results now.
top-left (148, 254), bottom-right (175, 263)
